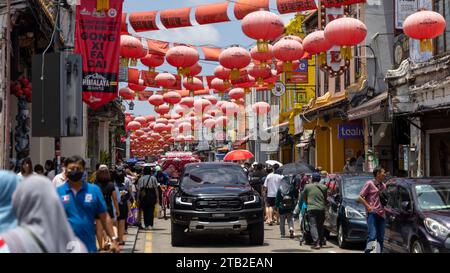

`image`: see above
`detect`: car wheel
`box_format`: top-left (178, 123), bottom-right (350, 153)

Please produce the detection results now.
top-left (249, 222), bottom-right (264, 246)
top-left (171, 222), bottom-right (187, 247)
top-left (337, 223), bottom-right (349, 249)
top-left (411, 240), bottom-right (424, 253)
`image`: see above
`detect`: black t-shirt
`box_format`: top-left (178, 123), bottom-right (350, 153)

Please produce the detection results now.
top-left (96, 181), bottom-right (115, 211)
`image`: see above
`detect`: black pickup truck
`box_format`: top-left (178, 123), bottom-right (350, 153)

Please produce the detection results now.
top-left (169, 162), bottom-right (264, 246)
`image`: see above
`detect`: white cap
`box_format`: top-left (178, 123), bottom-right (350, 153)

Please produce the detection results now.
top-left (99, 164), bottom-right (108, 170)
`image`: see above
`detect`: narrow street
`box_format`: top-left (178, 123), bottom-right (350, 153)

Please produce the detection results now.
top-left (120, 216), bottom-right (362, 253)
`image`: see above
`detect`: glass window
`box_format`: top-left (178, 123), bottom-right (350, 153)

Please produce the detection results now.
top-left (435, 0), bottom-right (449, 54)
top-left (342, 177), bottom-right (372, 200)
top-left (386, 185), bottom-right (398, 209)
top-left (398, 186), bottom-right (411, 209)
top-left (335, 77), bottom-right (341, 93)
top-left (414, 183), bottom-right (450, 211)
top-left (181, 165), bottom-right (249, 188)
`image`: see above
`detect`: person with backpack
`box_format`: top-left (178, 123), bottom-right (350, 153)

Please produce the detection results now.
top-left (137, 166), bottom-right (159, 230)
top-left (248, 163), bottom-right (267, 196)
top-left (113, 166), bottom-right (131, 245)
top-left (275, 176), bottom-right (297, 238)
top-left (303, 172), bottom-right (328, 249)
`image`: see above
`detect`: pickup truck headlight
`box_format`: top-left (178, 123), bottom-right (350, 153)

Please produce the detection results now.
top-left (175, 196), bottom-right (193, 206)
top-left (345, 206), bottom-right (365, 220)
top-left (424, 218), bottom-right (450, 239)
top-left (242, 195), bottom-right (259, 205)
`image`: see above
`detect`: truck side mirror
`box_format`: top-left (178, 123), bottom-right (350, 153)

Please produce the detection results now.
top-left (401, 201), bottom-right (412, 213)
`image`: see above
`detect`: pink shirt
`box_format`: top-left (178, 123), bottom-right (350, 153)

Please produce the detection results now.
top-left (359, 180), bottom-right (386, 217)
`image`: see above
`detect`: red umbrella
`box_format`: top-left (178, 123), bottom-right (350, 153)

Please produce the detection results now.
top-left (223, 150), bottom-right (254, 161)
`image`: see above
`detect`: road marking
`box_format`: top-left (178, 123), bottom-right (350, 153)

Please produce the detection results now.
top-left (144, 232), bottom-right (153, 253)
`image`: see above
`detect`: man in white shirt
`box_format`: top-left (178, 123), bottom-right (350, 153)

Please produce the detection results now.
top-left (263, 164), bottom-right (283, 225)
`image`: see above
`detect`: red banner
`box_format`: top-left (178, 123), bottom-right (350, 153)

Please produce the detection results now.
top-left (234, 0), bottom-right (269, 20)
top-left (75, 0), bottom-right (123, 109)
top-left (129, 11), bottom-right (159, 32)
top-left (321, 0), bottom-right (366, 8)
top-left (195, 2), bottom-right (230, 25)
top-left (201, 47), bottom-right (222, 61)
top-left (146, 38), bottom-right (169, 55)
top-left (160, 8), bottom-right (192, 29)
top-left (276, 0), bottom-right (317, 14)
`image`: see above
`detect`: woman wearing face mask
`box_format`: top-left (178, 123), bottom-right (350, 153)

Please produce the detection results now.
top-left (0, 175), bottom-right (87, 253)
top-left (0, 171), bottom-right (22, 233)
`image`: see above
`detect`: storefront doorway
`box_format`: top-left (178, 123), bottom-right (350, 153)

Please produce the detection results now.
top-left (426, 129), bottom-right (450, 176)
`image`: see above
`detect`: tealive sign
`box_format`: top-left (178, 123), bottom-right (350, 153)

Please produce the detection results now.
top-left (338, 124), bottom-right (364, 139)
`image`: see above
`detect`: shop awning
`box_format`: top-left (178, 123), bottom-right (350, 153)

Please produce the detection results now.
top-left (303, 91), bottom-right (348, 116)
top-left (347, 91), bottom-right (388, 120)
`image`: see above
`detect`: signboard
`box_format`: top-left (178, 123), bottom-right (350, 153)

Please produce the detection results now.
top-left (338, 123), bottom-right (364, 139)
top-left (395, 0), bottom-right (418, 29)
top-left (75, 0), bottom-right (123, 109)
top-left (290, 59), bottom-right (309, 83)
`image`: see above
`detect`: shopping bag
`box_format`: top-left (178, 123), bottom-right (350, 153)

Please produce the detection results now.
top-left (154, 205), bottom-right (158, 218)
top-left (127, 202), bottom-right (138, 225)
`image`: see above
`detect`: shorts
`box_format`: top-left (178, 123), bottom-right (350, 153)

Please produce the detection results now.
top-left (117, 203), bottom-right (128, 220)
top-left (266, 197), bottom-right (276, 207)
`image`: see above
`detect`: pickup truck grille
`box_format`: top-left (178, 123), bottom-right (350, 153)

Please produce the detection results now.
top-left (195, 198), bottom-right (242, 211)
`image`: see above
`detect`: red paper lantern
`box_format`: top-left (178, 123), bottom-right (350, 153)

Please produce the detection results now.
top-left (135, 130), bottom-right (145, 137)
top-left (403, 10), bottom-right (446, 40)
top-left (151, 133), bottom-right (162, 140)
top-left (273, 38), bottom-right (304, 72)
top-left (324, 17), bottom-right (367, 46)
top-left (184, 135), bottom-right (195, 143)
top-left (202, 114), bottom-right (213, 122)
top-left (166, 45), bottom-right (199, 76)
top-left (145, 115), bottom-right (156, 122)
top-left (215, 116), bottom-right (229, 128)
top-left (250, 45), bottom-right (273, 63)
top-left (204, 118), bottom-right (216, 129)
top-left (155, 104), bottom-right (170, 115)
top-left (155, 73), bottom-right (176, 89)
top-left (127, 121), bottom-right (141, 131)
top-left (194, 98), bottom-right (212, 112)
top-left (119, 87), bottom-right (135, 100)
top-left (141, 54), bottom-right (165, 71)
top-left (220, 101), bottom-right (239, 116)
top-left (153, 123), bottom-right (168, 133)
top-left (276, 60), bottom-right (300, 75)
top-left (179, 97), bottom-right (194, 108)
top-left (214, 65), bottom-right (231, 82)
top-left (241, 11), bottom-right (284, 53)
top-left (219, 46), bottom-right (251, 80)
top-left (248, 64), bottom-right (272, 85)
top-left (202, 95), bottom-right (218, 105)
top-left (303, 30), bottom-right (332, 55)
top-left (155, 118), bottom-right (168, 125)
top-left (178, 122), bottom-right (192, 133)
top-left (252, 101), bottom-right (271, 115)
top-left (134, 116), bottom-right (147, 126)
top-left (120, 35), bottom-right (146, 59)
top-left (210, 78), bottom-right (228, 93)
top-left (229, 88), bottom-right (245, 100)
top-left (186, 63), bottom-right (202, 78)
top-left (183, 77), bottom-right (203, 92)
top-left (163, 91), bottom-right (182, 105)
top-left (128, 81), bottom-right (146, 92)
top-left (148, 94), bottom-right (164, 106)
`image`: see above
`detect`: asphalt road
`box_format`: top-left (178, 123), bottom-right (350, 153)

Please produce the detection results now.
top-left (120, 215), bottom-right (364, 253)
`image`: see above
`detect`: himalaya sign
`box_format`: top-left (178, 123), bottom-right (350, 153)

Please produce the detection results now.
top-left (338, 123), bottom-right (364, 139)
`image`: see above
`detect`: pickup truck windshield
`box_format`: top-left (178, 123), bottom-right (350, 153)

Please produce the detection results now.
top-left (182, 165), bottom-right (248, 187)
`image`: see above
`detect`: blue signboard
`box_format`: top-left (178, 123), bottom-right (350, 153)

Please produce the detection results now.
top-left (338, 124), bottom-right (364, 139)
top-left (295, 59), bottom-right (308, 72)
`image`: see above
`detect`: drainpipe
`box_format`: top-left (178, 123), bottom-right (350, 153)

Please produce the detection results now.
top-left (0, 0), bottom-right (11, 169)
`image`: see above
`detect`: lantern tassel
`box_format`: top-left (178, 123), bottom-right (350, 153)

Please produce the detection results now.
top-left (130, 58), bottom-right (138, 67)
top-left (340, 47), bottom-right (353, 60)
top-left (96, 0), bottom-right (109, 12)
top-left (257, 40), bottom-right (268, 53)
top-left (230, 69), bottom-right (240, 80)
top-left (120, 57), bottom-right (129, 67)
top-left (283, 62), bottom-right (293, 72)
top-left (189, 90), bottom-right (194, 97)
top-left (187, 76), bottom-right (194, 84)
top-left (420, 39), bottom-right (432, 52)
top-left (318, 52), bottom-right (326, 65)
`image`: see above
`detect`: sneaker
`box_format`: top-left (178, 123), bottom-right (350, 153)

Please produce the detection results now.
top-left (289, 230), bottom-right (294, 239)
top-left (280, 234), bottom-right (285, 238)
top-left (311, 244), bottom-right (321, 250)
